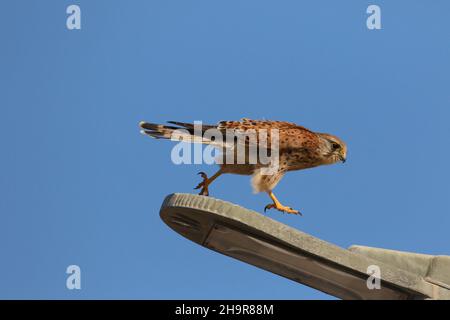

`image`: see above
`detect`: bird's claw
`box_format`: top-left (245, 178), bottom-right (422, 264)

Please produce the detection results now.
top-left (194, 171), bottom-right (209, 196)
top-left (197, 171), bottom-right (207, 179)
top-left (264, 203), bottom-right (302, 215)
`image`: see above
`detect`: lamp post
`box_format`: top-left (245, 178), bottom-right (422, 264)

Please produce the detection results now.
top-left (160, 193), bottom-right (450, 300)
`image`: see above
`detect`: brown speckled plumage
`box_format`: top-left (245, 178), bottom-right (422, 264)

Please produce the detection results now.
top-left (140, 118), bottom-right (347, 215)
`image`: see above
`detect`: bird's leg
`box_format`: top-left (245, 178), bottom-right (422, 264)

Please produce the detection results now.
top-left (194, 169), bottom-right (223, 196)
top-left (264, 191), bottom-right (302, 215)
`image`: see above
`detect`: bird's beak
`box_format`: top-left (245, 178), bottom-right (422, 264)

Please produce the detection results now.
top-left (339, 154), bottom-right (346, 163)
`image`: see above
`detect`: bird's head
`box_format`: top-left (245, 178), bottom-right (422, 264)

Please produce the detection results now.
top-left (317, 133), bottom-right (347, 165)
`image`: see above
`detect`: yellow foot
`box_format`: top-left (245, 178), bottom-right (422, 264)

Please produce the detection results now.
top-left (194, 172), bottom-right (210, 196)
top-left (264, 203), bottom-right (302, 215)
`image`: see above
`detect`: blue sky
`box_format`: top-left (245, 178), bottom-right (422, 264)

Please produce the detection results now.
top-left (1, 1), bottom-right (449, 299)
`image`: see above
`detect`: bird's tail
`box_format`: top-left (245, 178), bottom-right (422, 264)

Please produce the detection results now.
top-left (139, 121), bottom-right (218, 145)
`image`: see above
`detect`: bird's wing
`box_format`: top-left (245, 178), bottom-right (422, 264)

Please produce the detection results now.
top-left (218, 118), bottom-right (304, 130)
top-left (140, 119), bottom-right (318, 151)
top-left (217, 118), bottom-right (317, 150)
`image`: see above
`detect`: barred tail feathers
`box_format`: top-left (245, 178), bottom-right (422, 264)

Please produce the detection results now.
top-left (139, 121), bottom-right (221, 146)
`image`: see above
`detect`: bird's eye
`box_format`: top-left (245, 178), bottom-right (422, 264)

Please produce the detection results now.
top-left (332, 143), bottom-right (340, 150)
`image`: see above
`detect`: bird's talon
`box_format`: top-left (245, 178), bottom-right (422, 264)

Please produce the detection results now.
top-left (198, 171), bottom-right (207, 178)
top-left (263, 203), bottom-right (301, 215)
top-left (193, 182), bottom-right (204, 190)
top-left (195, 172), bottom-right (210, 196)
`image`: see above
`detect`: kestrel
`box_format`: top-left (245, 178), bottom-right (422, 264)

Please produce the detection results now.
top-left (139, 119), bottom-right (347, 215)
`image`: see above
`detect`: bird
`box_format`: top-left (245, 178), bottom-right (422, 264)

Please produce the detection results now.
top-left (139, 118), bottom-right (347, 215)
